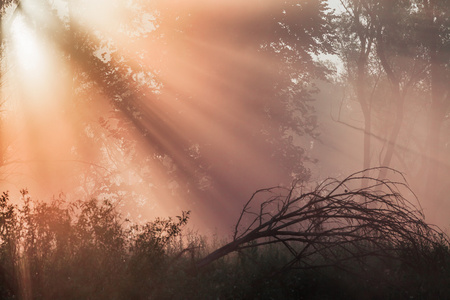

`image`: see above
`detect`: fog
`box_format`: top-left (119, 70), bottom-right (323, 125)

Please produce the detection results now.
top-left (0, 0), bottom-right (448, 234)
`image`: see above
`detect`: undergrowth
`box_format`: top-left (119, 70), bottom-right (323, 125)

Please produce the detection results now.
top-left (0, 189), bottom-right (448, 299)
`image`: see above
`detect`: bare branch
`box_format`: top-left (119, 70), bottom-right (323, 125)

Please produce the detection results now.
top-left (195, 167), bottom-right (448, 274)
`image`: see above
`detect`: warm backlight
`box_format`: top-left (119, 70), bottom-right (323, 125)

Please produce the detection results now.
top-left (10, 15), bottom-right (46, 73)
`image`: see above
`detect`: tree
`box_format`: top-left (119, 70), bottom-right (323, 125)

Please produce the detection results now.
top-left (137, 0), bottom-right (336, 220)
top-left (194, 168), bottom-right (448, 276)
top-left (413, 0), bottom-right (450, 202)
top-left (334, 0), bottom-right (377, 185)
top-left (0, 0), bottom-right (336, 225)
top-left (371, 0), bottom-right (429, 180)
top-left (332, 0), bottom-right (446, 184)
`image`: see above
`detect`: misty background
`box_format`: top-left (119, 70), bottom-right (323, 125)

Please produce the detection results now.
top-left (0, 0), bottom-right (448, 235)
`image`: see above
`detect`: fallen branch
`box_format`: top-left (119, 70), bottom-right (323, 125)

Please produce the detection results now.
top-left (194, 167), bottom-right (448, 274)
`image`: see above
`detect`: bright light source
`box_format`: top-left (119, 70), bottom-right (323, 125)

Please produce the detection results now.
top-left (10, 15), bottom-right (46, 72)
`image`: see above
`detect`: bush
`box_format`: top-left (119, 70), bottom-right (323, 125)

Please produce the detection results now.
top-left (0, 190), bottom-right (190, 299)
top-left (0, 169), bottom-right (449, 299)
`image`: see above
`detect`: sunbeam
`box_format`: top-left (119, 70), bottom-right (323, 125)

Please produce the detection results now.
top-left (0, 0), bottom-right (447, 297)
top-left (10, 16), bottom-right (43, 72)
top-left (0, 0), bottom-right (447, 235)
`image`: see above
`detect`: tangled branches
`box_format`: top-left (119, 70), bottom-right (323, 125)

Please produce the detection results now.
top-left (196, 168), bottom-right (448, 272)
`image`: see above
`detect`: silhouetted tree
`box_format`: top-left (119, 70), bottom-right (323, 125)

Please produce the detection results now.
top-left (334, 0), bottom-right (377, 182)
top-left (195, 168), bottom-right (448, 276)
top-left (332, 0), bottom-right (450, 209)
top-left (2, 0), bottom-right (336, 223)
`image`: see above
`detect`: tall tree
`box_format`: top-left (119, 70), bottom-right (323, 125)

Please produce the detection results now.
top-left (415, 0), bottom-right (450, 201)
top-left (334, 0), bottom-right (429, 179)
top-left (372, 0), bottom-right (428, 179)
top-left (0, 0), bottom-right (335, 225)
top-left (335, 0), bottom-right (377, 185)
top-left (144, 0), bottom-right (335, 220)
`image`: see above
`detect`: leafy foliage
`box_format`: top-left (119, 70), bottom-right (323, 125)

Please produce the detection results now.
top-left (0, 169), bottom-right (449, 299)
top-left (0, 191), bottom-right (189, 299)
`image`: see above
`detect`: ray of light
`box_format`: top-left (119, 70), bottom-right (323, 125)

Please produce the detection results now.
top-left (0, 0), bottom-right (317, 230)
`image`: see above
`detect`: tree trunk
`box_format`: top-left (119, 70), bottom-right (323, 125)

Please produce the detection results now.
top-left (353, 1), bottom-right (374, 187)
top-left (195, 233), bottom-right (258, 271)
top-left (375, 25), bottom-right (405, 180)
top-left (422, 0), bottom-right (449, 204)
top-left (378, 87), bottom-right (404, 180)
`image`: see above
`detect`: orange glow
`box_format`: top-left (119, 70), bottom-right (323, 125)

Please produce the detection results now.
top-left (10, 16), bottom-right (44, 72)
top-left (0, 0), bottom-right (448, 235)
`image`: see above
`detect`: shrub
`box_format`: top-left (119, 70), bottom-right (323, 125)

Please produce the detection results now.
top-left (0, 191), bottom-right (190, 299)
top-left (0, 168), bottom-right (449, 299)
